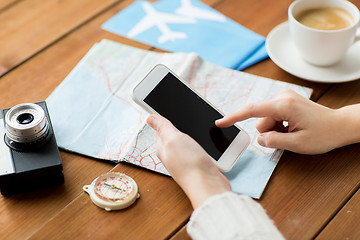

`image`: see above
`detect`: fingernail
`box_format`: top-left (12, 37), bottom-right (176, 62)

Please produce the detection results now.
top-left (147, 115), bottom-right (158, 128)
top-left (215, 117), bottom-right (224, 125)
top-left (258, 134), bottom-right (267, 147)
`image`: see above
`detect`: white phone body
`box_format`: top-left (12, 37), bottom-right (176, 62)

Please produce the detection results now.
top-left (132, 64), bottom-right (250, 172)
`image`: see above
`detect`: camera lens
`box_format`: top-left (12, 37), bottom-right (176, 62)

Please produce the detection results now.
top-left (16, 113), bottom-right (34, 125)
top-left (4, 103), bottom-right (49, 145)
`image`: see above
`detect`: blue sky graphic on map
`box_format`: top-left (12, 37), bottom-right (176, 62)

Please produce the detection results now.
top-left (102, 0), bottom-right (268, 70)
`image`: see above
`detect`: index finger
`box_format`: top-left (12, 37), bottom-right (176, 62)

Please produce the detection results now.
top-left (215, 100), bottom-right (282, 128)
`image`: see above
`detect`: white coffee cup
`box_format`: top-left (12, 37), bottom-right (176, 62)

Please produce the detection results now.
top-left (289, 0), bottom-right (360, 66)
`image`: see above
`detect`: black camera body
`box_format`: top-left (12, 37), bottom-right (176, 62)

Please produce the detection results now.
top-left (0, 101), bottom-right (64, 195)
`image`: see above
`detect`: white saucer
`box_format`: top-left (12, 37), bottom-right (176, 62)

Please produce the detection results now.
top-left (266, 21), bottom-right (360, 83)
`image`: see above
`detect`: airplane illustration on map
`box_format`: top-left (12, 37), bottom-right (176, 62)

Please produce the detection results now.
top-left (127, 0), bottom-right (227, 44)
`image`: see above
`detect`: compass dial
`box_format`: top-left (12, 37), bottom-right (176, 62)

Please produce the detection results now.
top-left (83, 172), bottom-right (139, 211)
top-left (94, 172), bottom-right (135, 202)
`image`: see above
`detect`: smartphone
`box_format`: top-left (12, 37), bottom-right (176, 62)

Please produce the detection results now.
top-left (132, 64), bottom-right (250, 172)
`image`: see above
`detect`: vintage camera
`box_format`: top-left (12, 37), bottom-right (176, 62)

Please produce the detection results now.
top-left (0, 102), bottom-right (64, 195)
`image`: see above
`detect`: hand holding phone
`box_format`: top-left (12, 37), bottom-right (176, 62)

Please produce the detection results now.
top-left (132, 64), bottom-right (250, 172)
top-left (146, 113), bottom-right (232, 209)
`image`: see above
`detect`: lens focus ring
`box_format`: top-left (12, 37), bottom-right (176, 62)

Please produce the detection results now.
top-left (5, 103), bottom-right (49, 143)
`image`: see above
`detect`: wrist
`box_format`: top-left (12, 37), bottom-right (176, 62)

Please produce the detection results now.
top-left (177, 169), bottom-right (231, 209)
top-left (334, 105), bottom-right (360, 147)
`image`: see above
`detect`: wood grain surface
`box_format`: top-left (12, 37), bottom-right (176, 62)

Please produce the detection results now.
top-left (0, 0), bottom-right (359, 239)
top-left (0, 0), bottom-right (18, 12)
top-left (0, 0), bottom-right (119, 76)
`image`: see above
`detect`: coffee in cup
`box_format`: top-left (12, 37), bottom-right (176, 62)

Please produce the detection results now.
top-left (295, 7), bottom-right (354, 30)
top-left (288, 0), bottom-right (360, 66)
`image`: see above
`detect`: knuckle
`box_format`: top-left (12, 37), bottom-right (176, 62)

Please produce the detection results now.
top-left (245, 103), bottom-right (257, 116)
top-left (276, 94), bottom-right (297, 110)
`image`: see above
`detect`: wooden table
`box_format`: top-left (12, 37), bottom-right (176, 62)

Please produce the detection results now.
top-left (1, 0), bottom-right (359, 239)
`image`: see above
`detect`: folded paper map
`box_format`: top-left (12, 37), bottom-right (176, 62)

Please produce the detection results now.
top-left (102, 0), bottom-right (268, 70)
top-left (47, 39), bottom-right (312, 198)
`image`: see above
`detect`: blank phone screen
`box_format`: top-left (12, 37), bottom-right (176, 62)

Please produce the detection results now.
top-left (144, 72), bottom-right (240, 160)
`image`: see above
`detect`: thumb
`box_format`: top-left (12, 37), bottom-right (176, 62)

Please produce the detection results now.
top-left (146, 114), bottom-right (177, 136)
top-left (258, 131), bottom-right (300, 151)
